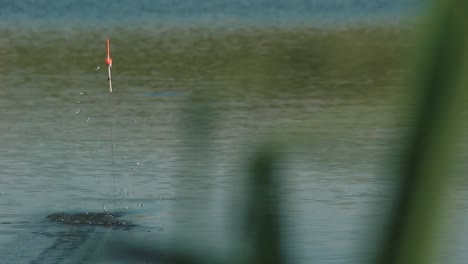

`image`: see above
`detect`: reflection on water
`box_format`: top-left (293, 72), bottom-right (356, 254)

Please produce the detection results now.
top-left (0, 24), bottom-right (466, 263)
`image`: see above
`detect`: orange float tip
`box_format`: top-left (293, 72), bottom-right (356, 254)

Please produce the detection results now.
top-left (105, 38), bottom-right (112, 66)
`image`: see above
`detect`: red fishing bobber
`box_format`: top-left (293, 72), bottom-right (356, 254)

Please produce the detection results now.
top-left (105, 57), bottom-right (113, 66)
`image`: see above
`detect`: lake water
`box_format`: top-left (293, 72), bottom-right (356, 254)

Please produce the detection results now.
top-left (1, 1), bottom-right (467, 263)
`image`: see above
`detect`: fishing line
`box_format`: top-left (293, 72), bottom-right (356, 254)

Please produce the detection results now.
top-left (105, 38), bottom-right (116, 210)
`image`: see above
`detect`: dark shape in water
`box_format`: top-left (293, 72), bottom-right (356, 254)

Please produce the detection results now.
top-left (46, 212), bottom-right (134, 228)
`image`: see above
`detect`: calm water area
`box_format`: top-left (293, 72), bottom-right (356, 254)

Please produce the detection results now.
top-left (0, 1), bottom-right (467, 263)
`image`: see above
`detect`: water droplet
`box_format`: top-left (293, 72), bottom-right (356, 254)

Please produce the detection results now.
top-left (132, 120), bottom-right (136, 123)
top-left (112, 145), bottom-right (116, 148)
top-left (76, 101), bottom-right (80, 104)
top-left (102, 204), bottom-right (108, 214)
top-left (136, 162), bottom-right (140, 166)
top-left (138, 202), bottom-right (143, 207)
top-left (79, 92), bottom-right (85, 95)
top-left (130, 166), bottom-right (134, 170)
top-left (96, 66), bottom-right (100, 70)
top-left (75, 109), bottom-right (81, 115)
top-left (86, 117), bottom-right (91, 122)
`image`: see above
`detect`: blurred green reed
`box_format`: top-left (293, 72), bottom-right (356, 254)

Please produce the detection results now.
top-left (77, 0), bottom-right (467, 263)
top-left (375, 1), bottom-right (468, 264)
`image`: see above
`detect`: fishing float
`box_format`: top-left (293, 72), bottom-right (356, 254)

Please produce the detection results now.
top-left (105, 38), bottom-right (113, 92)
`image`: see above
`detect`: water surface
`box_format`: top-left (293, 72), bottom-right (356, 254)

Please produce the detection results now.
top-left (1, 1), bottom-right (467, 263)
